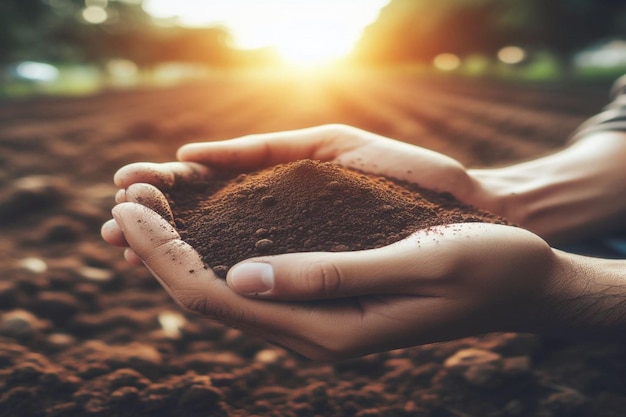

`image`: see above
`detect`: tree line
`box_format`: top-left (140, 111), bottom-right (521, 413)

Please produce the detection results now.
top-left (1, 0), bottom-right (625, 68)
top-left (353, 0), bottom-right (626, 65)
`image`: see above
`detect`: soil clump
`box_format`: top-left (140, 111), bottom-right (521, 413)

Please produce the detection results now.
top-left (166, 159), bottom-right (507, 277)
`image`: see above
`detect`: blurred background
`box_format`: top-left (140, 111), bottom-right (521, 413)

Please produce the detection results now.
top-left (2, 0), bottom-right (626, 98)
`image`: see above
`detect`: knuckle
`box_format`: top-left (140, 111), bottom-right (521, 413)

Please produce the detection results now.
top-left (172, 289), bottom-right (211, 315)
top-left (320, 123), bottom-right (355, 137)
top-left (299, 259), bottom-right (343, 297)
top-left (171, 289), bottom-right (255, 329)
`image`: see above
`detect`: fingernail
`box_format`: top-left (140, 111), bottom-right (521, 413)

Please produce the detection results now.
top-left (229, 263), bottom-right (274, 294)
top-left (111, 207), bottom-right (126, 232)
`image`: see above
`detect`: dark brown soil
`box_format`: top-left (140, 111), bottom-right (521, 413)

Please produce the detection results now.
top-left (0, 72), bottom-right (624, 417)
top-left (167, 159), bottom-right (506, 277)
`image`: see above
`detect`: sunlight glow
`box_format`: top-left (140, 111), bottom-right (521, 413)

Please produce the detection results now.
top-left (433, 53), bottom-right (461, 71)
top-left (82, 6), bottom-right (108, 24)
top-left (498, 46), bottom-right (526, 65)
top-left (142, 0), bottom-right (389, 65)
top-left (106, 59), bottom-right (139, 86)
top-left (574, 40), bottom-right (626, 68)
top-left (15, 62), bottom-right (60, 82)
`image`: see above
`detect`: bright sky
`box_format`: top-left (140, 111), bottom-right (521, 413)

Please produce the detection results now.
top-left (141, 0), bottom-right (390, 65)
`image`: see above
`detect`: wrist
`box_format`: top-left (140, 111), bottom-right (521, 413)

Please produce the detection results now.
top-left (465, 166), bottom-right (533, 225)
top-left (531, 250), bottom-right (626, 342)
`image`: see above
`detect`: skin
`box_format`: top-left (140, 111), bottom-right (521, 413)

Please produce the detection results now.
top-left (102, 124), bottom-right (626, 361)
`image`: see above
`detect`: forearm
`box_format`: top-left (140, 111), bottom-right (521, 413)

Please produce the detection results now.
top-left (532, 250), bottom-right (626, 342)
top-left (467, 131), bottom-right (626, 245)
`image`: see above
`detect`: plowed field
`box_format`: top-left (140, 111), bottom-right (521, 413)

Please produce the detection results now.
top-left (1, 70), bottom-right (623, 417)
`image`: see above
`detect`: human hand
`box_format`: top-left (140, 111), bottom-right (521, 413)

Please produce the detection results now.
top-left (114, 124), bottom-right (477, 201)
top-left (104, 190), bottom-right (560, 360)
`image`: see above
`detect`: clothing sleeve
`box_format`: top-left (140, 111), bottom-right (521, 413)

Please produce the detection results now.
top-left (569, 74), bottom-right (626, 143)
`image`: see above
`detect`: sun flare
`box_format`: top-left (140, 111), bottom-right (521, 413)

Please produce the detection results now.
top-left (142, 0), bottom-right (389, 66)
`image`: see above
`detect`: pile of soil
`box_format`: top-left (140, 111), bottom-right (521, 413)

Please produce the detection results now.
top-left (167, 159), bottom-right (506, 277)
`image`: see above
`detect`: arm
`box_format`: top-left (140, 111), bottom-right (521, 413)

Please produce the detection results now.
top-left (468, 74), bottom-right (626, 245)
top-left (468, 131), bottom-right (626, 245)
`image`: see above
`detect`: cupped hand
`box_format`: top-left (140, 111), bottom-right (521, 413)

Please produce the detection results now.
top-left (113, 124), bottom-right (477, 200)
top-left (177, 124), bottom-right (477, 200)
top-left (103, 186), bottom-right (558, 361)
top-left (101, 124), bottom-right (559, 360)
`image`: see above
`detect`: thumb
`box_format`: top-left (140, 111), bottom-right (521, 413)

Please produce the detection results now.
top-left (225, 236), bottom-right (450, 300)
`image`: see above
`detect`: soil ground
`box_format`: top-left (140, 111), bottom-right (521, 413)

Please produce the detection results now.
top-left (0, 70), bottom-right (624, 417)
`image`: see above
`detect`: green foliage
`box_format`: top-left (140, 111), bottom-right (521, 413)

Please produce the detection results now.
top-left (0, 0), bottom-right (49, 63)
top-left (353, 0), bottom-right (626, 65)
top-left (0, 0), bottom-right (237, 68)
